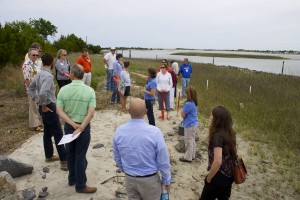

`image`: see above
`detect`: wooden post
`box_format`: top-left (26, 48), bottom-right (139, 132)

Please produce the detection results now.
top-left (249, 86), bottom-right (252, 94)
top-left (206, 80), bottom-right (209, 90)
top-left (177, 92), bottom-right (181, 117)
top-left (161, 92), bottom-right (165, 120)
top-left (281, 61), bottom-right (285, 74)
top-left (129, 50), bottom-right (131, 58)
top-left (213, 57), bottom-right (214, 64)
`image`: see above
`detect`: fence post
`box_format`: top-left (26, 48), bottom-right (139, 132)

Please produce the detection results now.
top-left (249, 86), bottom-right (252, 94)
top-left (129, 50), bottom-right (131, 58)
top-left (206, 80), bottom-right (209, 90)
top-left (281, 61), bottom-right (284, 74)
top-left (213, 57), bottom-right (214, 64)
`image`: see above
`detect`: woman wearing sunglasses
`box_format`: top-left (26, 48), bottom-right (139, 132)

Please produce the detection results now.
top-left (157, 63), bottom-right (173, 120)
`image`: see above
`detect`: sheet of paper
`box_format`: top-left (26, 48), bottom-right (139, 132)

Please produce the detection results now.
top-left (58, 132), bottom-right (81, 145)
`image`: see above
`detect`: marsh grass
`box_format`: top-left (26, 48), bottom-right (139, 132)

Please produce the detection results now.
top-left (172, 52), bottom-right (286, 59)
top-left (124, 58), bottom-right (300, 194)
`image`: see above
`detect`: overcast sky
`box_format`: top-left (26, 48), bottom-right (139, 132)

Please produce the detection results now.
top-left (1, 0), bottom-right (299, 50)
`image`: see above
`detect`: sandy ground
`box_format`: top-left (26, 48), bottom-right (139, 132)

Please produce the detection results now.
top-left (8, 92), bottom-right (298, 200)
top-left (7, 95), bottom-right (240, 200)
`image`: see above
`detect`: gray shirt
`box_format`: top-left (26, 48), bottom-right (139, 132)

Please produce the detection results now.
top-left (55, 59), bottom-right (71, 80)
top-left (29, 68), bottom-right (56, 105)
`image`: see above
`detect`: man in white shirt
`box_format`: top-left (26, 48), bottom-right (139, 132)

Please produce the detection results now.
top-left (103, 47), bottom-right (116, 91)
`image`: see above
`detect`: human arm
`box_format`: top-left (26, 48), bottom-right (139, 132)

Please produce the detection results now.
top-left (39, 76), bottom-right (53, 112)
top-left (56, 106), bottom-right (80, 129)
top-left (156, 132), bottom-right (171, 186)
top-left (113, 135), bottom-right (123, 172)
top-left (72, 107), bottom-right (95, 136)
top-left (28, 76), bottom-right (37, 100)
top-left (206, 147), bottom-right (222, 183)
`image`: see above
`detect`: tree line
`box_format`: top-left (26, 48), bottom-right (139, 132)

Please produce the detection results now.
top-left (0, 18), bottom-right (101, 68)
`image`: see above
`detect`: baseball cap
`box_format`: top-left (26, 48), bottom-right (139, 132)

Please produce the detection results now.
top-left (110, 47), bottom-right (116, 50)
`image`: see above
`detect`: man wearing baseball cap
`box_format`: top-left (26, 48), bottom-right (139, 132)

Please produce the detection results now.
top-left (103, 47), bottom-right (116, 91)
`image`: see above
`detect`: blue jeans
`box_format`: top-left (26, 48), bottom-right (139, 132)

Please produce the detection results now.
top-left (38, 103), bottom-right (66, 161)
top-left (111, 80), bottom-right (120, 103)
top-left (64, 123), bottom-right (91, 191)
top-left (181, 77), bottom-right (190, 98)
top-left (145, 99), bottom-right (155, 126)
top-left (106, 69), bottom-right (114, 91)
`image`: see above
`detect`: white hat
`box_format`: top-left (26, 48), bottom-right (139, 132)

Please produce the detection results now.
top-left (110, 47), bottom-right (116, 50)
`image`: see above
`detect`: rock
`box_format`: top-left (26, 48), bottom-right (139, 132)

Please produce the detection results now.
top-left (0, 156), bottom-right (34, 178)
top-left (21, 188), bottom-right (36, 200)
top-left (93, 143), bottom-right (104, 149)
top-left (115, 189), bottom-right (127, 196)
top-left (167, 132), bottom-right (174, 136)
top-left (195, 134), bottom-right (200, 141)
top-left (42, 187), bottom-right (48, 192)
top-left (0, 171), bottom-right (17, 199)
top-left (41, 174), bottom-right (46, 179)
top-left (42, 167), bottom-right (50, 173)
top-left (261, 160), bottom-right (272, 164)
top-left (195, 151), bottom-right (202, 159)
top-left (175, 140), bottom-right (185, 153)
top-left (38, 191), bottom-right (49, 198)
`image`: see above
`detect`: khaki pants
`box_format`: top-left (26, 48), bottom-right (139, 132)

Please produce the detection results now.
top-left (125, 173), bottom-right (162, 200)
top-left (83, 72), bottom-right (91, 86)
top-left (28, 95), bottom-right (41, 128)
top-left (183, 126), bottom-right (196, 161)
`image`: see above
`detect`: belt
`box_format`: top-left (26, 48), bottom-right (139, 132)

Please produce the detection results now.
top-left (125, 172), bottom-right (157, 178)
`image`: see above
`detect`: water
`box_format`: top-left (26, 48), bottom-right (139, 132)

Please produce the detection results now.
top-left (120, 49), bottom-right (300, 77)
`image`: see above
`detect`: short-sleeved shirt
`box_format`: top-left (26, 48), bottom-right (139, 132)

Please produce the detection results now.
top-left (144, 78), bottom-right (157, 100)
top-left (56, 80), bottom-right (96, 123)
top-left (179, 64), bottom-right (192, 78)
top-left (77, 56), bottom-right (92, 73)
top-left (104, 52), bottom-right (116, 70)
top-left (182, 101), bottom-right (199, 128)
top-left (207, 132), bottom-right (234, 177)
top-left (22, 60), bottom-right (41, 91)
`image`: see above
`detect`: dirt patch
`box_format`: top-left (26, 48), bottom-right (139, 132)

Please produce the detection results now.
top-left (0, 90), bottom-right (38, 155)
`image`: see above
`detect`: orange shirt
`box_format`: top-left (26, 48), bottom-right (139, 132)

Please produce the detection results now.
top-left (77, 56), bottom-right (92, 73)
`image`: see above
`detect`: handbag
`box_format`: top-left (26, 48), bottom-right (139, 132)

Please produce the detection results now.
top-left (113, 76), bottom-right (120, 84)
top-left (231, 156), bottom-right (247, 184)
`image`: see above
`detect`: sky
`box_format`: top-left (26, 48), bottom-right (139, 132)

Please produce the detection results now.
top-left (1, 0), bottom-right (299, 50)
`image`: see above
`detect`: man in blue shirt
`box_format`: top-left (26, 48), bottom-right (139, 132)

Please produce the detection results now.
top-left (113, 98), bottom-right (171, 199)
top-left (178, 58), bottom-right (192, 98)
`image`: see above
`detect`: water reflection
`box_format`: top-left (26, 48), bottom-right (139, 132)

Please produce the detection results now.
top-left (120, 49), bottom-right (300, 76)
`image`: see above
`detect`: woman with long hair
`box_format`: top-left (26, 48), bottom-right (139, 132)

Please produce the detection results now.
top-left (157, 64), bottom-right (173, 120)
top-left (179, 86), bottom-right (199, 162)
top-left (200, 106), bottom-right (237, 200)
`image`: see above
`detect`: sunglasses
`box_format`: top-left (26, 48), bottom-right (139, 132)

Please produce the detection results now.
top-left (161, 67), bottom-right (166, 69)
top-left (32, 54), bottom-right (39, 57)
top-left (162, 61), bottom-right (166, 63)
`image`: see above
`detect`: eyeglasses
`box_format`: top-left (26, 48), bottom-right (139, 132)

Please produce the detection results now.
top-left (161, 67), bottom-right (166, 69)
top-left (32, 54), bottom-right (39, 57)
top-left (161, 61), bottom-right (166, 63)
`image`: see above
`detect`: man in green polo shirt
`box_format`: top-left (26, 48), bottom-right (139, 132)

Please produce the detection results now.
top-left (56, 64), bottom-right (97, 194)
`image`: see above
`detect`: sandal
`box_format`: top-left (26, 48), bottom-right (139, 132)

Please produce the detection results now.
top-left (33, 127), bottom-right (44, 132)
top-left (179, 157), bottom-right (192, 163)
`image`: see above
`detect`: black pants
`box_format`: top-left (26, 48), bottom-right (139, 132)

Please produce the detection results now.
top-left (57, 79), bottom-right (71, 89)
top-left (145, 99), bottom-right (155, 126)
top-left (200, 171), bottom-right (233, 200)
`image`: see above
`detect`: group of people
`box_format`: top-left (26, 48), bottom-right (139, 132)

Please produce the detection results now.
top-left (22, 43), bottom-right (238, 199)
